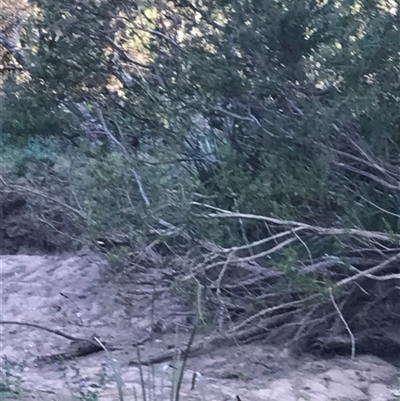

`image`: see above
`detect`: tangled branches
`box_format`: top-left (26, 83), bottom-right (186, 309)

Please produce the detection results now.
top-left (178, 200), bottom-right (400, 361)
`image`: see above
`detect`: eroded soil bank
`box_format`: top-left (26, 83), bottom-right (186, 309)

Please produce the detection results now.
top-left (1, 253), bottom-right (399, 401)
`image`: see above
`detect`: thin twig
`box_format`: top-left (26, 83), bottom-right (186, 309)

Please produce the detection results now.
top-left (226, 295), bottom-right (318, 333)
top-left (94, 104), bottom-right (151, 207)
top-left (191, 201), bottom-right (400, 242)
top-left (0, 176), bottom-right (85, 219)
top-left (181, 236), bottom-right (297, 282)
top-left (0, 321), bottom-right (94, 344)
top-left (216, 251), bottom-right (234, 332)
top-left (329, 288), bottom-right (355, 359)
top-left (337, 253), bottom-right (400, 287)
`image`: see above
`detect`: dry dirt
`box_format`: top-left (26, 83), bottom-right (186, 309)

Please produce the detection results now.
top-left (1, 252), bottom-right (399, 401)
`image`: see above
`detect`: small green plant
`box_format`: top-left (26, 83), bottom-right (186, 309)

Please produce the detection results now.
top-left (0, 357), bottom-right (26, 399)
top-left (55, 358), bottom-right (115, 401)
top-left (171, 279), bottom-right (209, 329)
top-left (129, 324), bottom-right (207, 401)
top-left (1, 335), bottom-right (212, 401)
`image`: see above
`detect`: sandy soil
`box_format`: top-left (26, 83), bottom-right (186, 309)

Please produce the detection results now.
top-left (1, 252), bottom-right (399, 401)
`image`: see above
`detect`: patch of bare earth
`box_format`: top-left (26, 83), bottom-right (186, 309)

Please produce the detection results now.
top-left (1, 253), bottom-right (399, 401)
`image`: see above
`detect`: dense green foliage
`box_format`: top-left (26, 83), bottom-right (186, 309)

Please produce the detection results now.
top-left (1, 0), bottom-right (399, 249)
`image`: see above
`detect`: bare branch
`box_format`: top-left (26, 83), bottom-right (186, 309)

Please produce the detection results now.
top-left (94, 104), bottom-right (151, 207)
top-left (329, 288), bottom-right (355, 359)
top-left (191, 201), bottom-right (400, 243)
top-left (337, 253), bottom-right (400, 287)
top-left (333, 162), bottom-right (400, 191)
top-left (226, 295), bottom-right (318, 333)
top-left (0, 176), bottom-right (85, 219)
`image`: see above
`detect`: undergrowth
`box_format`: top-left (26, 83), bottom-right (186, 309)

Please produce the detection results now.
top-left (0, 332), bottom-right (211, 401)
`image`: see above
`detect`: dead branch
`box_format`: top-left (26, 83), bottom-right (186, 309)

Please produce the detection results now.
top-left (0, 320), bottom-right (95, 344)
top-left (0, 176), bottom-right (85, 219)
top-left (336, 253), bottom-right (400, 287)
top-left (329, 288), bottom-right (355, 359)
top-left (191, 201), bottom-right (400, 243)
top-left (94, 104), bottom-right (151, 207)
top-left (333, 162), bottom-right (400, 191)
top-left (226, 296), bottom-right (318, 333)
top-left (129, 311), bottom-right (296, 366)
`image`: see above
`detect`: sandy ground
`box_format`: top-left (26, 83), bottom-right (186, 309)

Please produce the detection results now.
top-left (1, 252), bottom-right (399, 401)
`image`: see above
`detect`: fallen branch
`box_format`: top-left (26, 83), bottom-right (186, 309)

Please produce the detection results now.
top-left (192, 202), bottom-right (400, 241)
top-left (0, 320), bottom-right (128, 366)
top-left (129, 311), bottom-right (295, 366)
top-left (329, 288), bottom-right (355, 359)
top-left (0, 176), bottom-right (85, 219)
top-left (0, 320), bottom-right (94, 344)
top-left (337, 253), bottom-right (400, 287)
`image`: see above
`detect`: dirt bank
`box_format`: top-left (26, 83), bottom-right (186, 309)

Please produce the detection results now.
top-left (1, 253), bottom-right (399, 401)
